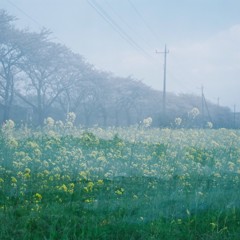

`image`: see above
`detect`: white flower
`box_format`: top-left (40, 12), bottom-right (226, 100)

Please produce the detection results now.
top-left (206, 121), bottom-right (213, 129)
top-left (143, 117), bottom-right (152, 127)
top-left (3, 119), bottom-right (15, 130)
top-left (44, 117), bottom-right (55, 127)
top-left (189, 107), bottom-right (200, 119)
top-left (175, 117), bottom-right (182, 126)
top-left (56, 120), bottom-right (64, 128)
top-left (66, 112), bottom-right (76, 124)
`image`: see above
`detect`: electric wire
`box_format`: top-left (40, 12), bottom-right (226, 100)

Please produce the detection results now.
top-left (5, 0), bottom-right (154, 60)
top-left (3, 0), bottom-right (65, 44)
top-left (168, 71), bottom-right (197, 94)
top-left (87, 0), bottom-right (153, 60)
top-left (4, 0), bottom-right (43, 30)
top-left (104, 0), bottom-right (154, 51)
top-left (5, 0), bottom-right (199, 99)
top-left (127, 0), bottom-right (161, 44)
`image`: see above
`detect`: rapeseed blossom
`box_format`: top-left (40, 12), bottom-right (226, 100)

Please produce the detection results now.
top-left (143, 117), bottom-right (152, 127)
top-left (2, 119), bottom-right (15, 131)
top-left (58, 184), bottom-right (68, 192)
top-left (1, 121), bottom-right (240, 235)
top-left (206, 121), bottom-right (213, 129)
top-left (175, 117), bottom-right (182, 126)
top-left (44, 117), bottom-right (55, 127)
top-left (34, 193), bottom-right (42, 202)
top-left (189, 107), bottom-right (200, 119)
top-left (11, 176), bottom-right (17, 183)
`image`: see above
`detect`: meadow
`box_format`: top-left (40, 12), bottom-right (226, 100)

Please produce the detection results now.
top-left (1, 117), bottom-right (240, 239)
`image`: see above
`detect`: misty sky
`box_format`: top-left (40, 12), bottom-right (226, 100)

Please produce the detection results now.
top-left (1, 0), bottom-right (240, 109)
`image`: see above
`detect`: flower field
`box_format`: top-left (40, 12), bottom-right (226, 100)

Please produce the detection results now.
top-left (1, 120), bottom-right (240, 239)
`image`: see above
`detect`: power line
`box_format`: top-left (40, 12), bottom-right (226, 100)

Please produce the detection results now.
top-left (127, 0), bottom-right (161, 44)
top-left (4, 0), bottom-right (43, 29)
top-left (87, 0), bottom-right (153, 59)
top-left (3, 0), bottom-right (64, 44)
top-left (168, 72), bottom-right (194, 94)
top-left (6, 0), bottom-right (154, 60)
top-left (104, 0), bottom-right (153, 51)
top-left (87, 0), bottom-right (151, 58)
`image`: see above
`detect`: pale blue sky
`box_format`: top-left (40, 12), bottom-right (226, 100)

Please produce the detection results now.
top-left (1, 0), bottom-right (240, 108)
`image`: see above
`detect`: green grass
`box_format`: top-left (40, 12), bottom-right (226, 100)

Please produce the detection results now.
top-left (1, 177), bottom-right (240, 239)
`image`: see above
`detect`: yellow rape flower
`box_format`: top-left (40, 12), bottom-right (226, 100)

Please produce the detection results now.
top-left (11, 176), bottom-right (17, 183)
top-left (115, 188), bottom-right (124, 195)
top-left (228, 162), bottom-right (235, 171)
top-left (34, 193), bottom-right (42, 202)
top-left (87, 182), bottom-right (94, 191)
top-left (79, 171), bottom-right (88, 180)
top-left (97, 179), bottom-right (104, 185)
top-left (24, 173), bottom-right (31, 179)
top-left (25, 168), bottom-right (31, 174)
top-left (68, 183), bottom-right (75, 194)
top-left (213, 173), bottom-right (221, 178)
top-left (133, 194), bottom-right (138, 199)
top-left (59, 184), bottom-right (68, 192)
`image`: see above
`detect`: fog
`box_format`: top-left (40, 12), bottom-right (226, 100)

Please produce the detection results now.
top-left (0, 2), bottom-right (239, 127)
top-left (1, 0), bottom-right (240, 109)
top-left (1, 2), bottom-right (240, 237)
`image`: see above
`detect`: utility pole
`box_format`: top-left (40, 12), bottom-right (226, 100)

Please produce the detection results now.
top-left (156, 44), bottom-right (169, 125)
top-left (233, 104), bottom-right (236, 129)
top-left (201, 86), bottom-right (205, 127)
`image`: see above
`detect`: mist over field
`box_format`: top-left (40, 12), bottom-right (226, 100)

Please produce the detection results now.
top-left (1, 1), bottom-right (240, 239)
top-left (1, 0), bottom-right (240, 107)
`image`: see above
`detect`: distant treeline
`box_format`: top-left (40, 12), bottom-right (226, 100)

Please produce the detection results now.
top-left (0, 10), bottom-right (237, 128)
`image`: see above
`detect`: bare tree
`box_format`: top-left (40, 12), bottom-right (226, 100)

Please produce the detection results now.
top-left (0, 10), bottom-right (23, 122)
top-left (16, 34), bottom-right (81, 126)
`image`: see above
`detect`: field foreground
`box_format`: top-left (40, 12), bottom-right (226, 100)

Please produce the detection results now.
top-left (1, 123), bottom-right (240, 239)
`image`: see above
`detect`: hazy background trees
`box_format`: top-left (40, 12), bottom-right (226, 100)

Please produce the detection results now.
top-left (0, 10), bottom-right (23, 122)
top-left (0, 9), bottom-right (237, 128)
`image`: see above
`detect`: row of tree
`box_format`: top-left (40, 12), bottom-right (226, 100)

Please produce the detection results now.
top-left (0, 10), bottom-right (235, 128)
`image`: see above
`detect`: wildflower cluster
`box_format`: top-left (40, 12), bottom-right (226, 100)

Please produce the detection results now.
top-left (1, 119), bottom-right (240, 239)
